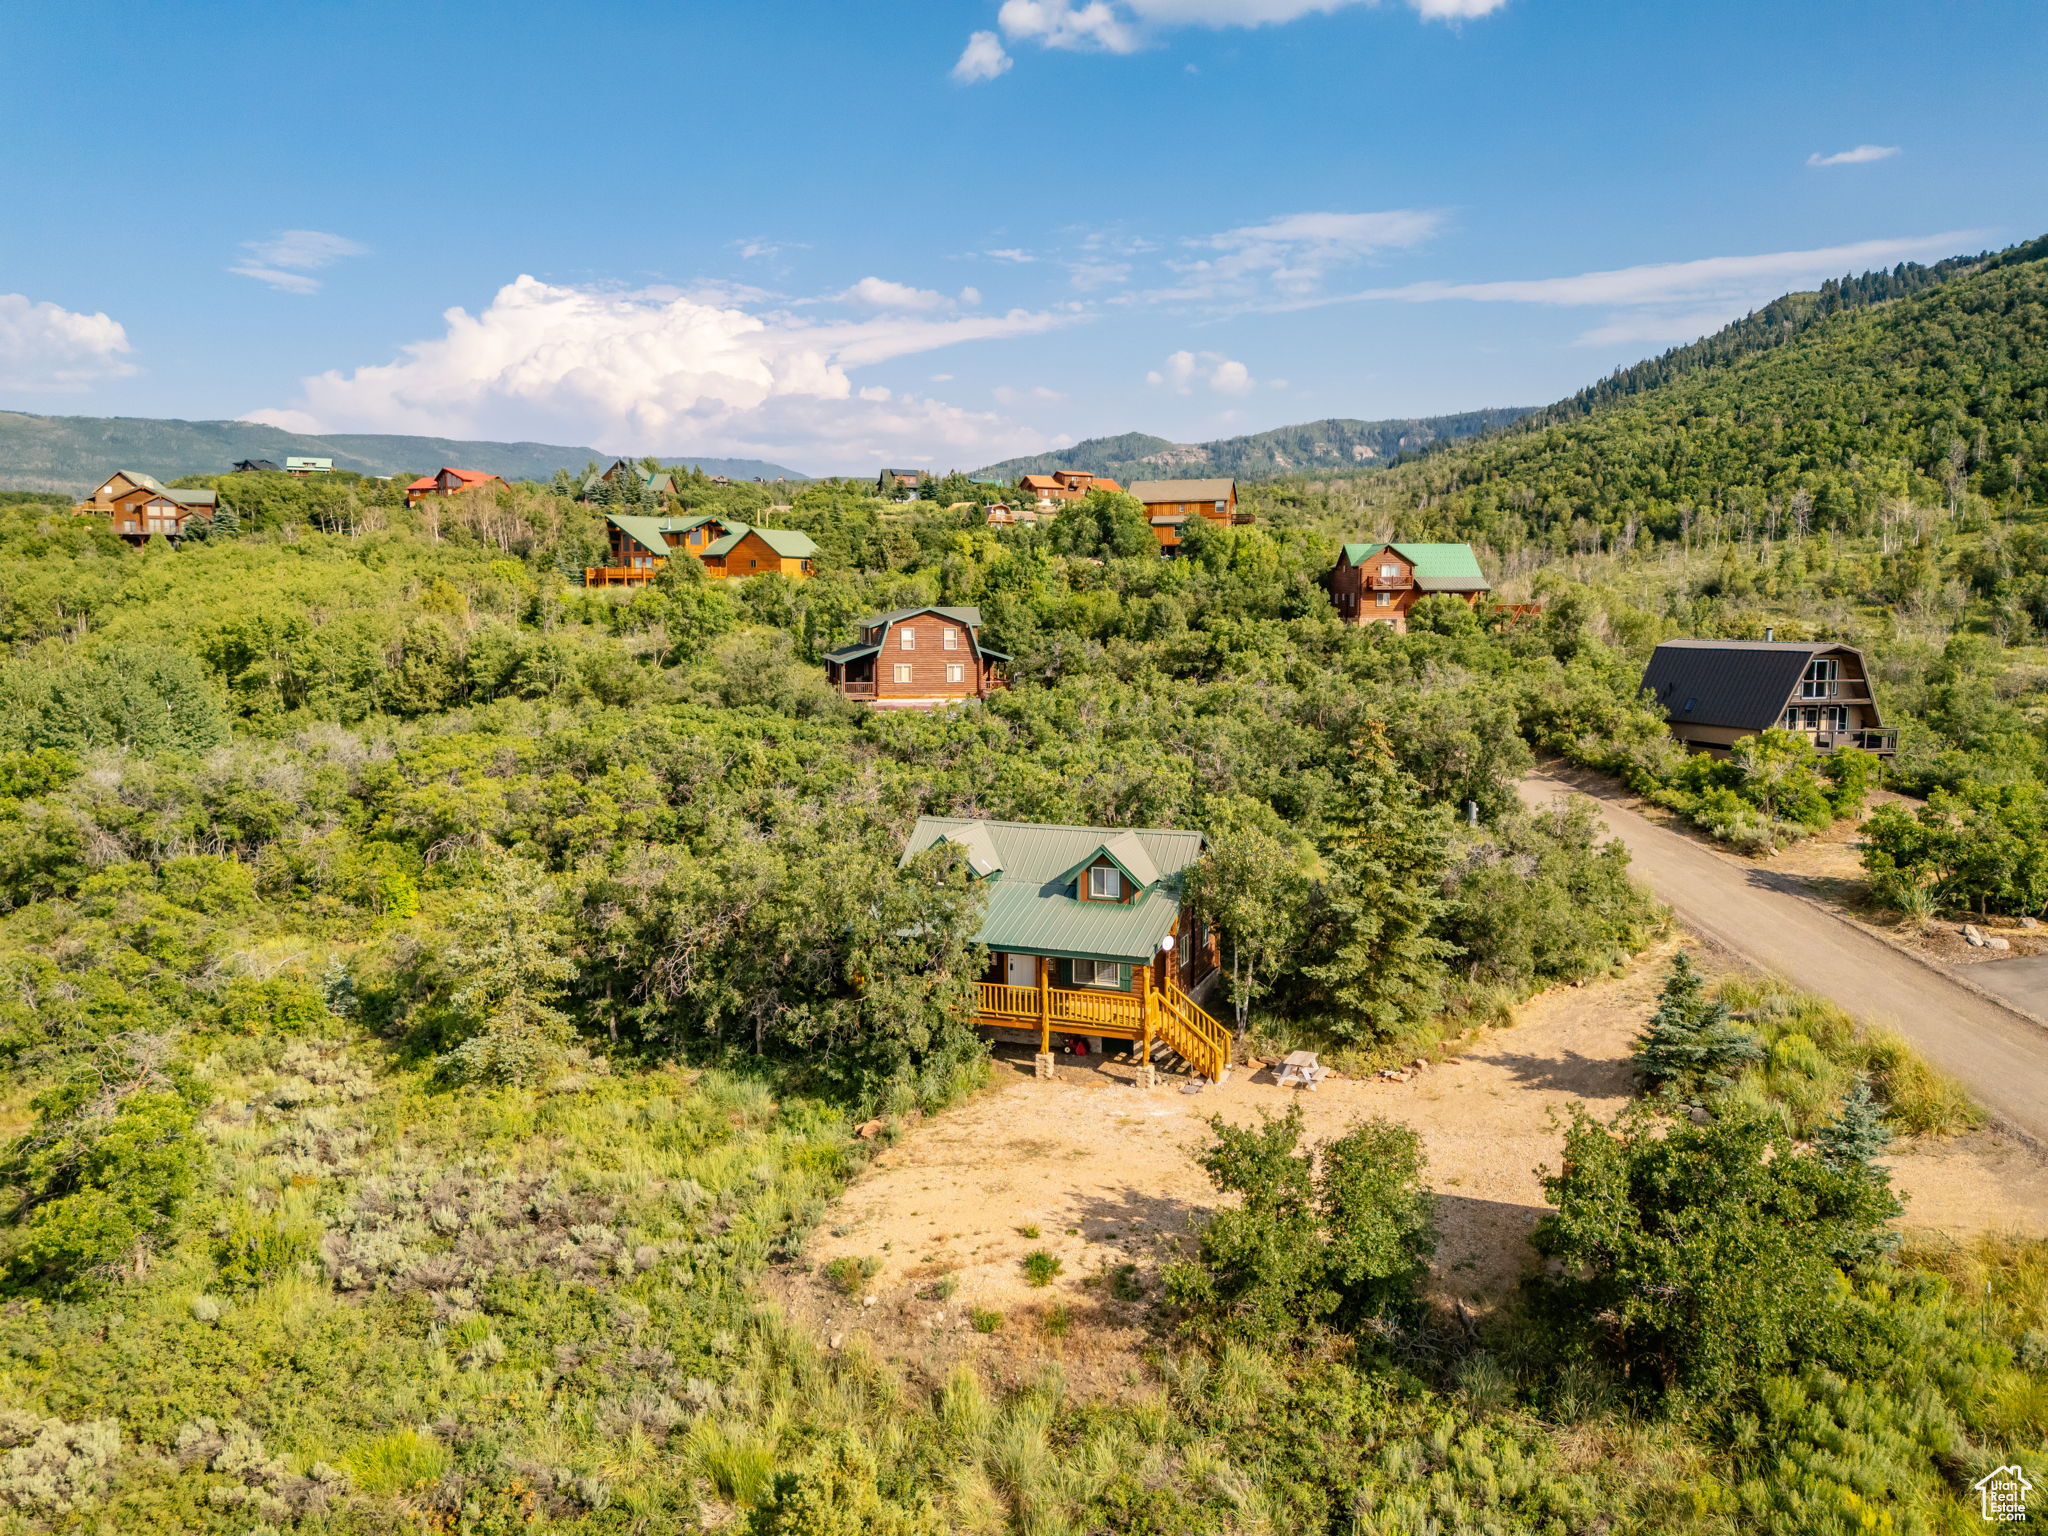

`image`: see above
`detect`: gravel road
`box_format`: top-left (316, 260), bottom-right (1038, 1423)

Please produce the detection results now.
top-left (1518, 766), bottom-right (2048, 1144)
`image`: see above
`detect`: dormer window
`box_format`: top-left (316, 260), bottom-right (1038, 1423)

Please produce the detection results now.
top-left (1089, 865), bottom-right (1123, 900)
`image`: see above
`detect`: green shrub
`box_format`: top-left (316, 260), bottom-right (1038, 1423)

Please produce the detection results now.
top-left (822, 1255), bottom-right (882, 1297)
top-left (1021, 1250), bottom-right (1061, 1287)
top-left (970, 1307), bottom-right (1004, 1333)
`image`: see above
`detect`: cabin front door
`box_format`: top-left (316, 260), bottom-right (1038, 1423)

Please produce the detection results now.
top-left (1005, 953), bottom-right (1037, 988)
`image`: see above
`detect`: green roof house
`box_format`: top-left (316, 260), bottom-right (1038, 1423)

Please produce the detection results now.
top-left (588, 512), bottom-right (742, 585)
top-left (702, 523), bottom-right (820, 580)
top-left (901, 816), bottom-right (1230, 1079)
top-left (1330, 541), bottom-right (1491, 632)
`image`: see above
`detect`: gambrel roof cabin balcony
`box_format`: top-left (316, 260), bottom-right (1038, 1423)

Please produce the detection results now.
top-left (1641, 639), bottom-right (1897, 757)
top-left (824, 606), bottom-right (1010, 707)
top-left (73, 472), bottom-right (218, 545)
top-left (903, 816), bottom-right (1231, 1080)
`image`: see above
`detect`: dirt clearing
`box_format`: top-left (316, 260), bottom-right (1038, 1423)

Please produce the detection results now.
top-left (776, 943), bottom-right (2048, 1387)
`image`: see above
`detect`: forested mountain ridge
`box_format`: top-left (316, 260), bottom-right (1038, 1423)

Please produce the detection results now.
top-left (978, 408), bottom-right (1532, 482)
top-left (1343, 236), bottom-right (2048, 557)
top-left (0, 411), bottom-right (808, 493)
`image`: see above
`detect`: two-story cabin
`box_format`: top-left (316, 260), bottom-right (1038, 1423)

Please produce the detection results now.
top-left (231, 459), bottom-right (280, 473)
top-left (1128, 478), bottom-right (1243, 549)
top-left (1640, 638), bottom-right (1898, 757)
top-left (824, 606), bottom-right (1010, 707)
top-left (405, 467), bottom-right (505, 507)
top-left (877, 468), bottom-right (926, 497)
top-left (901, 816), bottom-right (1230, 1080)
top-left (701, 524), bottom-right (819, 580)
top-left (585, 512), bottom-right (742, 585)
top-left (284, 457), bottom-right (333, 476)
top-left (1328, 542), bottom-right (1492, 631)
top-left (72, 472), bottom-right (219, 545)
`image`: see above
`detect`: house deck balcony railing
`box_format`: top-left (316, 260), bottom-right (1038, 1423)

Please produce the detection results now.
top-left (973, 976), bottom-right (1231, 1081)
top-left (584, 565), bottom-right (660, 586)
top-left (834, 680), bottom-right (878, 700)
top-left (1811, 728), bottom-right (1899, 755)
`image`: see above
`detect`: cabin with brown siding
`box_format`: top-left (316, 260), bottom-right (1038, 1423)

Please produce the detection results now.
top-left (73, 472), bottom-right (218, 545)
top-left (585, 513), bottom-right (742, 585)
top-left (1127, 478), bottom-right (1243, 549)
top-left (405, 467), bottom-right (504, 506)
top-left (901, 817), bottom-right (1230, 1080)
top-left (824, 606), bottom-right (1010, 707)
top-left (700, 524), bottom-right (819, 579)
top-left (1328, 541), bottom-right (1491, 631)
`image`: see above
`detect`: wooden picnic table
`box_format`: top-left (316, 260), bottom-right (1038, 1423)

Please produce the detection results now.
top-left (1274, 1050), bottom-right (1326, 1090)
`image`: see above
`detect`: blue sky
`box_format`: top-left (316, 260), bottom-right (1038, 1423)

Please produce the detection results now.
top-left (3, 0), bottom-right (2043, 474)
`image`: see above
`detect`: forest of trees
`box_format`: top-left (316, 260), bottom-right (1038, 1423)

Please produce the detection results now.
top-left (0, 237), bottom-right (2045, 1531)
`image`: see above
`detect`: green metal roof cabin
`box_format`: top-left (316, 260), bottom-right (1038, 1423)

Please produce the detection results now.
top-left (1329, 540), bottom-right (1493, 631)
top-left (901, 816), bottom-right (1232, 1079)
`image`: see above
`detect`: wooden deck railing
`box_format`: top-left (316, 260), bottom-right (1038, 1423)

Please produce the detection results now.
top-left (584, 565), bottom-right (659, 586)
top-left (973, 975), bottom-right (1230, 1080)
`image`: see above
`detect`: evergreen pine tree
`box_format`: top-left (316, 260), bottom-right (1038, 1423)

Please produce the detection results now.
top-left (1814, 1076), bottom-right (1893, 1167)
top-left (1295, 730), bottom-right (1457, 1043)
top-left (1633, 952), bottom-right (1765, 1094)
top-left (320, 957), bottom-right (358, 1019)
top-left (210, 504), bottom-right (242, 539)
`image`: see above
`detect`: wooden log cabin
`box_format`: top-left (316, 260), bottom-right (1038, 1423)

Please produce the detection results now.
top-left (404, 467), bottom-right (505, 507)
top-left (1128, 478), bottom-right (1243, 549)
top-left (901, 816), bottom-right (1231, 1080)
top-left (72, 471), bottom-right (219, 545)
top-left (1328, 541), bottom-right (1490, 631)
top-left (824, 606), bottom-right (1010, 707)
top-left (585, 512), bottom-right (741, 585)
top-left (700, 524), bottom-right (818, 579)
top-left (1640, 638), bottom-right (1898, 757)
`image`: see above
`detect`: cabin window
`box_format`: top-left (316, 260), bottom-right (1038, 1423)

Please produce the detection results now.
top-left (892, 664), bottom-right (912, 683)
top-left (1089, 865), bottom-right (1123, 901)
top-left (1801, 657), bottom-right (1839, 698)
top-left (1376, 591), bottom-right (1391, 607)
top-left (946, 663), bottom-right (965, 684)
top-left (1380, 564), bottom-right (1401, 578)
top-left (1073, 958), bottom-right (1121, 988)
top-left (1215, 501), bottom-right (1227, 514)
top-left (799, 560), bottom-right (812, 572)
top-left (901, 628), bottom-right (915, 650)
top-left (943, 628), bottom-right (958, 650)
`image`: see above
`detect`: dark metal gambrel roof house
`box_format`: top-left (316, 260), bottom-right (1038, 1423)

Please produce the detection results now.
top-left (1640, 639), bottom-right (1897, 756)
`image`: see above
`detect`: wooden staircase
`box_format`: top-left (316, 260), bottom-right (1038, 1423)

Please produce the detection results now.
top-left (1152, 979), bottom-right (1232, 1081)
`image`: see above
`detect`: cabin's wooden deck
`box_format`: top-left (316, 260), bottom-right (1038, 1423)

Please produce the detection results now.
top-left (973, 975), bottom-right (1231, 1080)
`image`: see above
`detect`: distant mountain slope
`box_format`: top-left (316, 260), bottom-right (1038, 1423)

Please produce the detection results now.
top-left (1353, 234), bottom-right (2048, 544)
top-left (977, 409), bottom-right (1532, 483)
top-left (0, 412), bottom-right (808, 494)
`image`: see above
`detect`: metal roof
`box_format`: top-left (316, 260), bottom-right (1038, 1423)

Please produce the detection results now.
top-left (862, 605), bottom-right (982, 628)
top-left (901, 817), bottom-right (1205, 963)
top-left (1339, 542), bottom-right (1491, 591)
top-left (606, 514), bottom-right (672, 557)
top-left (1127, 478), bottom-right (1235, 504)
top-left (165, 488), bottom-right (218, 507)
top-left (1639, 639), bottom-right (1876, 732)
top-left (704, 524), bottom-right (820, 559)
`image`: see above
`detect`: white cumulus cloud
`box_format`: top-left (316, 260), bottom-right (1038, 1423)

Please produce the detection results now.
top-left (229, 229), bottom-right (369, 294)
top-left (837, 277), bottom-right (956, 311)
top-left (952, 29), bottom-right (1014, 81)
top-left (1807, 144), bottom-right (1900, 167)
top-left (0, 293), bottom-right (138, 391)
top-left (249, 274), bottom-right (1072, 467)
top-left (955, 0), bottom-right (1506, 78)
top-left (1146, 349), bottom-right (1256, 394)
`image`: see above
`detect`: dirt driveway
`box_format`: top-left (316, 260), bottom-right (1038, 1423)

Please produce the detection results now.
top-left (1518, 765), bottom-right (2048, 1145)
top-left (787, 948), bottom-right (2048, 1387)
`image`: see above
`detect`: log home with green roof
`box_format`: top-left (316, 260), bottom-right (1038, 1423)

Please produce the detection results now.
top-left (824, 607), bottom-right (1010, 707)
top-left (902, 816), bottom-right (1230, 1080)
top-left (585, 512), bottom-right (743, 585)
top-left (1329, 541), bottom-right (1491, 632)
top-left (701, 524), bottom-right (818, 579)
